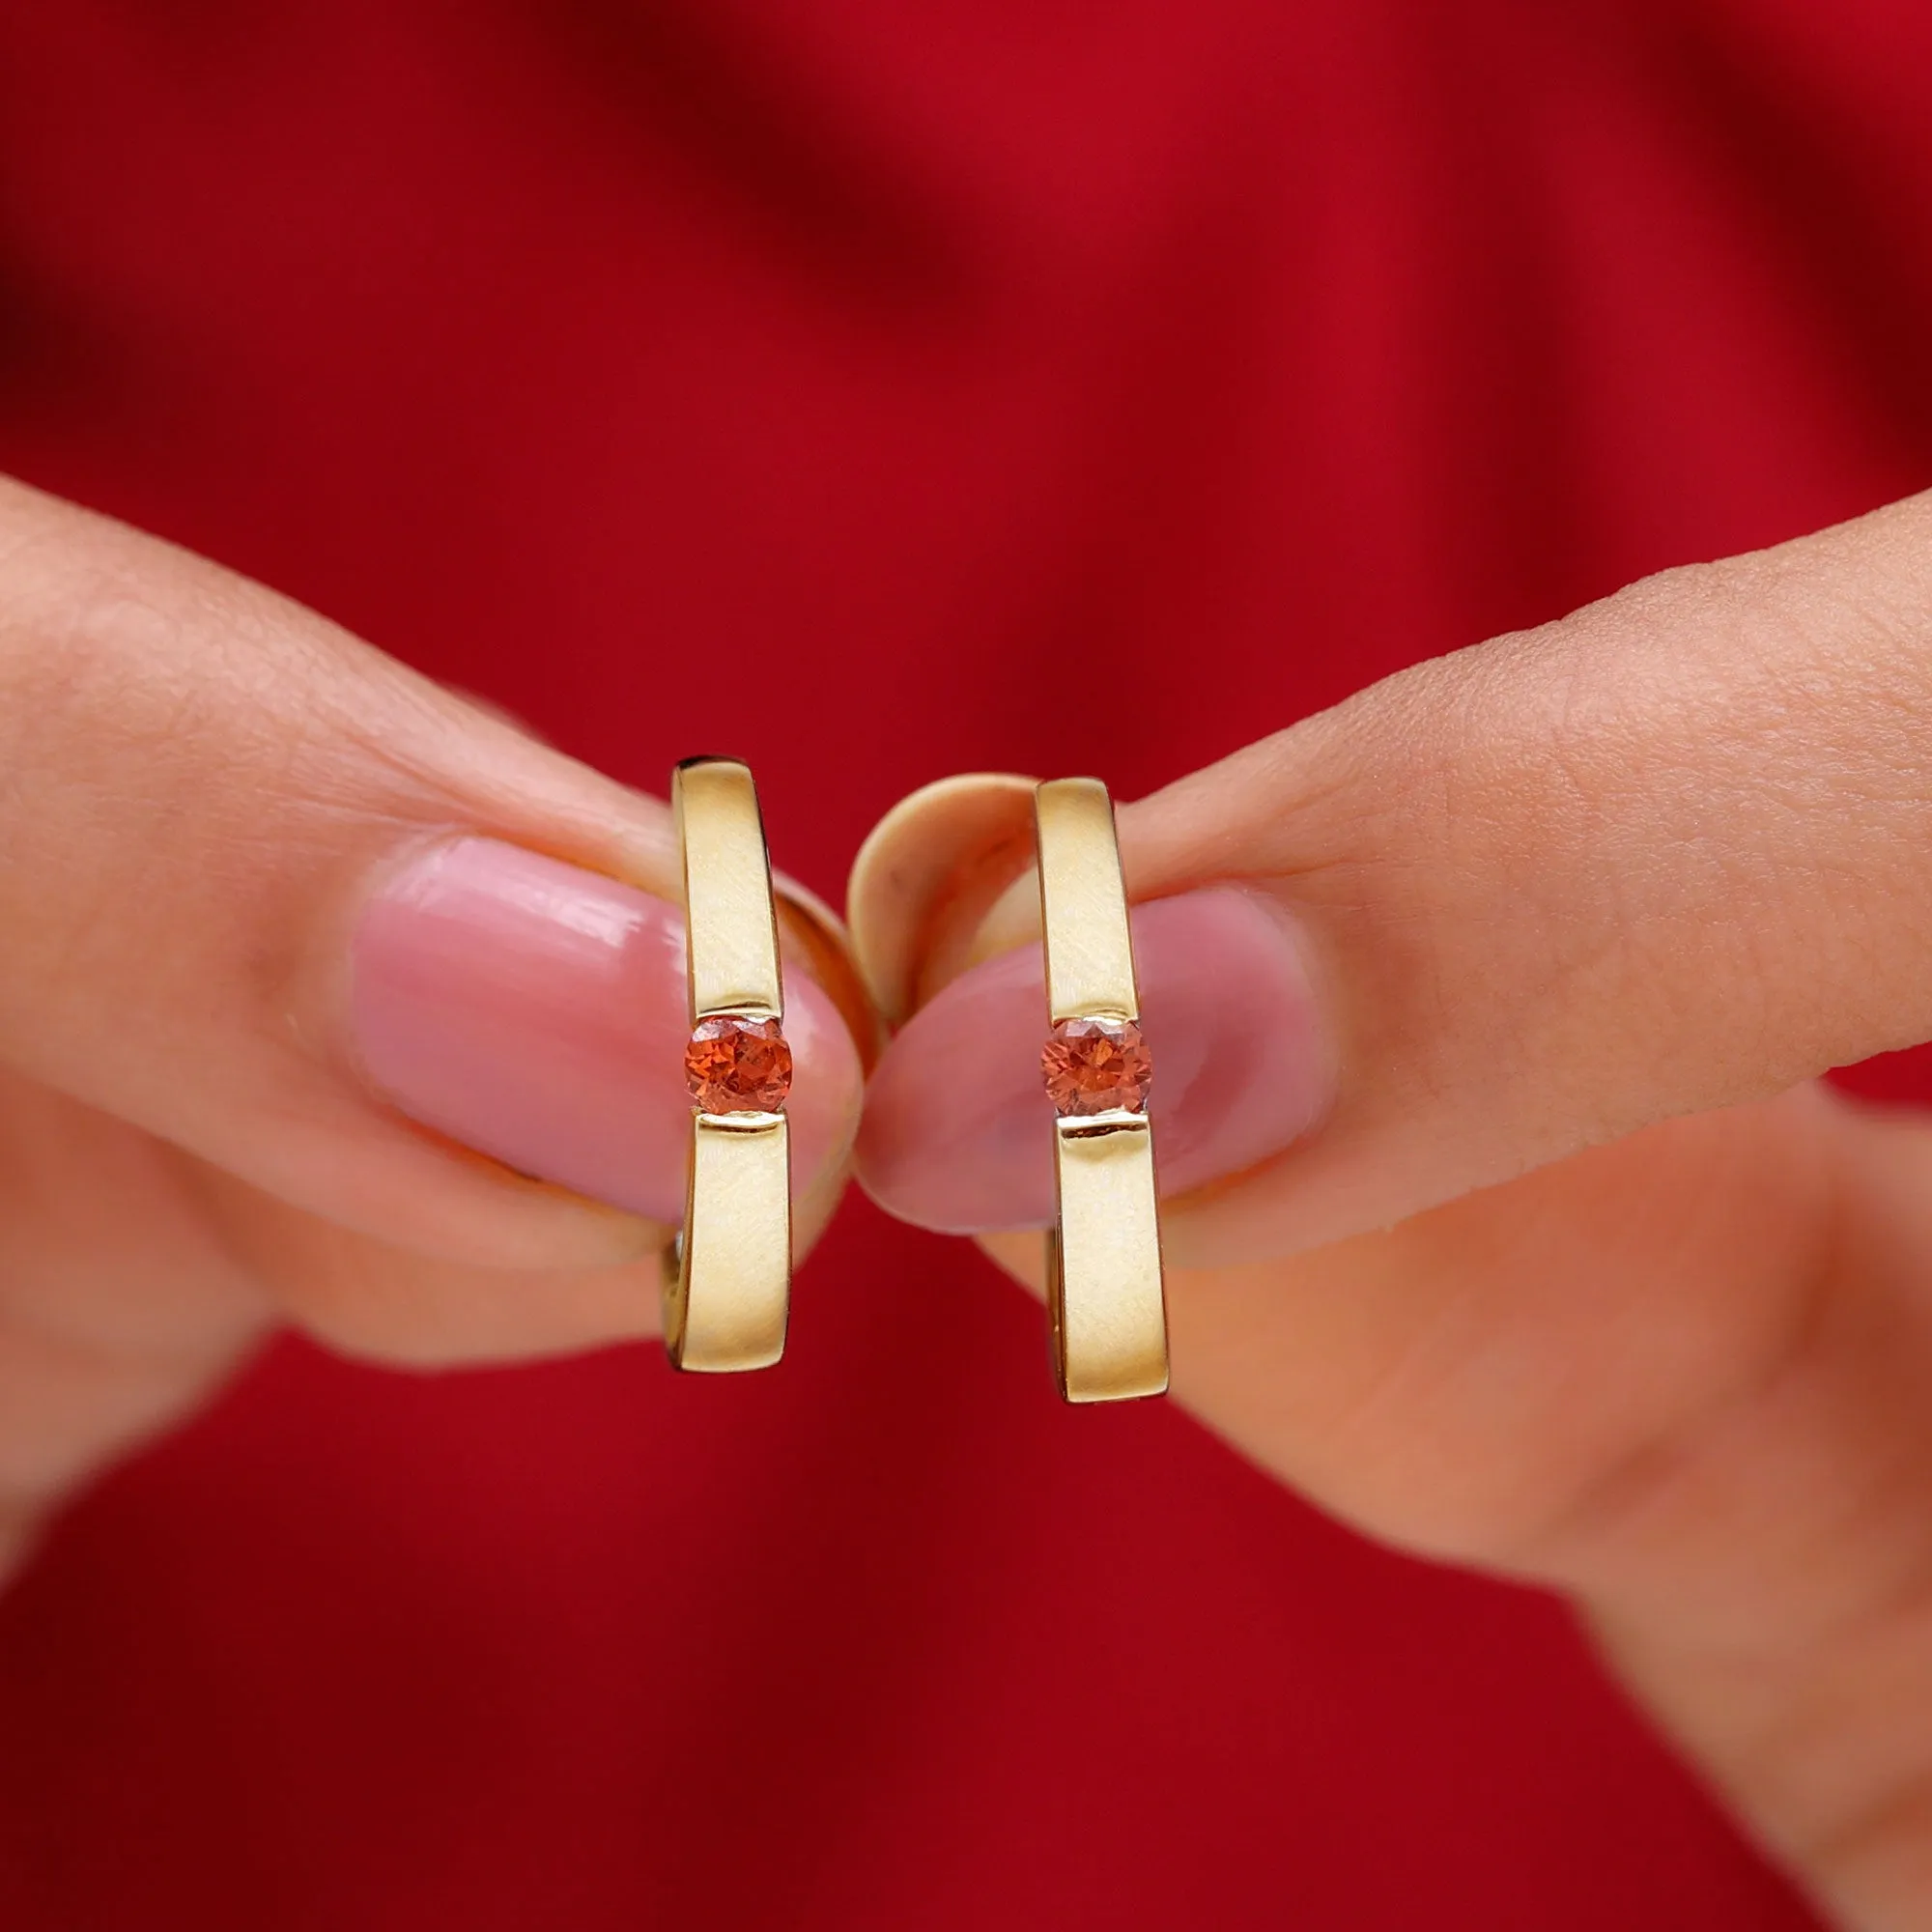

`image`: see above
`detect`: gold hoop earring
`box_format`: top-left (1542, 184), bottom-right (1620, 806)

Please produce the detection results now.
top-left (664, 756), bottom-right (791, 1373)
top-left (1035, 777), bottom-right (1169, 1404)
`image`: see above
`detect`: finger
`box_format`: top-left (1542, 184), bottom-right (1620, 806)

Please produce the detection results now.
top-left (185, 1115), bottom-right (857, 1368)
top-left (348, 843), bottom-right (859, 1240)
top-left (0, 1065), bottom-right (857, 1581)
top-left (975, 1094), bottom-right (1840, 1596)
top-left (973, 1090), bottom-right (1932, 1926)
top-left (0, 1070), bottom-right (269, 1569)
top-left (854, 492), bottom-right (1932, 1263)
top-left (0, 475), bottom-right (863, 1322)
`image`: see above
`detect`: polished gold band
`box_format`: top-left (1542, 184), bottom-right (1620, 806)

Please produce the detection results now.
top-left (1036, 777), bottom-right (1169, 1404)
top-left (663, 757), bottom-right (791, 1373)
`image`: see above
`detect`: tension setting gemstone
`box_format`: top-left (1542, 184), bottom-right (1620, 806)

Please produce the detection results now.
top-left (685, 1014), bottom-right (792, 1114)
top-left (1040, 1015), bottom-right (1152, 1118)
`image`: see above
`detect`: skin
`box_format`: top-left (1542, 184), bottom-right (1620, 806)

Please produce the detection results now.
top-left (0, 473), bottom-right (866, 1578)
top-left (853, 492), bottom-right (1932, 1928)
top-left (6, 471), bottom-right (1932, 1922)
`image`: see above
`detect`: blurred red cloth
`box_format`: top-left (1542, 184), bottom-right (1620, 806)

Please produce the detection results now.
top-left (2, 1), bottom-right (1928, 1924)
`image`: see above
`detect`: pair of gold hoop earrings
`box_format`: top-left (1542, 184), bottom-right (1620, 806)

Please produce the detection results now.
top-left (664, 756), bottom-right (1168, 1406)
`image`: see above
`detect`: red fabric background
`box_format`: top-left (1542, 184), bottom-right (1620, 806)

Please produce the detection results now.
top-left (2, 1), bottom-right (1928, 1923)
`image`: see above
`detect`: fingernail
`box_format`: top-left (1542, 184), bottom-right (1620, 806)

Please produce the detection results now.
top-left (855, 888), bottom-right (1329, 1232)
top-left (350, 838), bottom-right (860, 1222)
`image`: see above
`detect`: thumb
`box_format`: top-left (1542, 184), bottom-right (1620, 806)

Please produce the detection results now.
top-left (0, 474), bottom-right (862, 1274)
top-left (852, 490), bottom-right (1932, 1264)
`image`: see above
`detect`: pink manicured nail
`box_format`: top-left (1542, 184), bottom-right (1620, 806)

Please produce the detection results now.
top-left (856, 889), bottom-right (1329, 1233)
top-left (350, 839), bottom-right (859, 1222)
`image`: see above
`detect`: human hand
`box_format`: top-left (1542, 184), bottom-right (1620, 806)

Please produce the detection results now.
top-left (0, 475), bottom-right (866, 1584)
top-left (853, 492), bottom-right (1932, 1929)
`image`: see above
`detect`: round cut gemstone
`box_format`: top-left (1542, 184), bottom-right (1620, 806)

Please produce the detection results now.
top-left (684, 1015), bottom-right (792, 1113)
top-left (1040, 1015), bottom-right (1152, 1117)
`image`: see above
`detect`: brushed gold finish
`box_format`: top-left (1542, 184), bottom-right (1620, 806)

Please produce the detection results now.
top-left (1035, 777), bottom-right (1140, 1022)
top-left (1049, 1114), bottom-right (1167, 1402)
top-left (664, 1112), bottom-right (790, 1372)
top-left (664, 757), bottom-right (791, 1373)
top-left (1034, 778), bottom-right (1168, 1404)
top-left (673, 757), bottom-right (784, 1021)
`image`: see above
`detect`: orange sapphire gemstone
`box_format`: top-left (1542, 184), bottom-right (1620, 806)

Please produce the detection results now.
top-left (685, 1015), bottom-right (792, 1114)
top-left (1041, 1015), bottom-right (1152, 1117)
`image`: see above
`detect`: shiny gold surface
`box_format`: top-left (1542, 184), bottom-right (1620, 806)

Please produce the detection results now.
top-left (663, 1112), bottom-right (791, 1373)
top-left (664, 757), bottom-right (791, 1373)
top-left (1048, 1114), bottom-right (1168, 1402)
top-left (1034, 777), bottom-right (1140, 1022)
top-left (1034, 777), bottom-right (1168, 1404)
top-left (672, 757), bottom-right (784, 1021)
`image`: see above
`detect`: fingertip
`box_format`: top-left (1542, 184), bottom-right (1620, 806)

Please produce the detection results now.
top-left (855, 888), bottom-right (1332, 1236)
top-left (347, 838), bottom-right (865, 1233)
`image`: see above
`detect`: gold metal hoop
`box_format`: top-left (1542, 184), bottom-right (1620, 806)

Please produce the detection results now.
top-left (1036, 778), bottom-right (1169, 1404)
top-left (663, 757), bottom-right (791, 1373)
